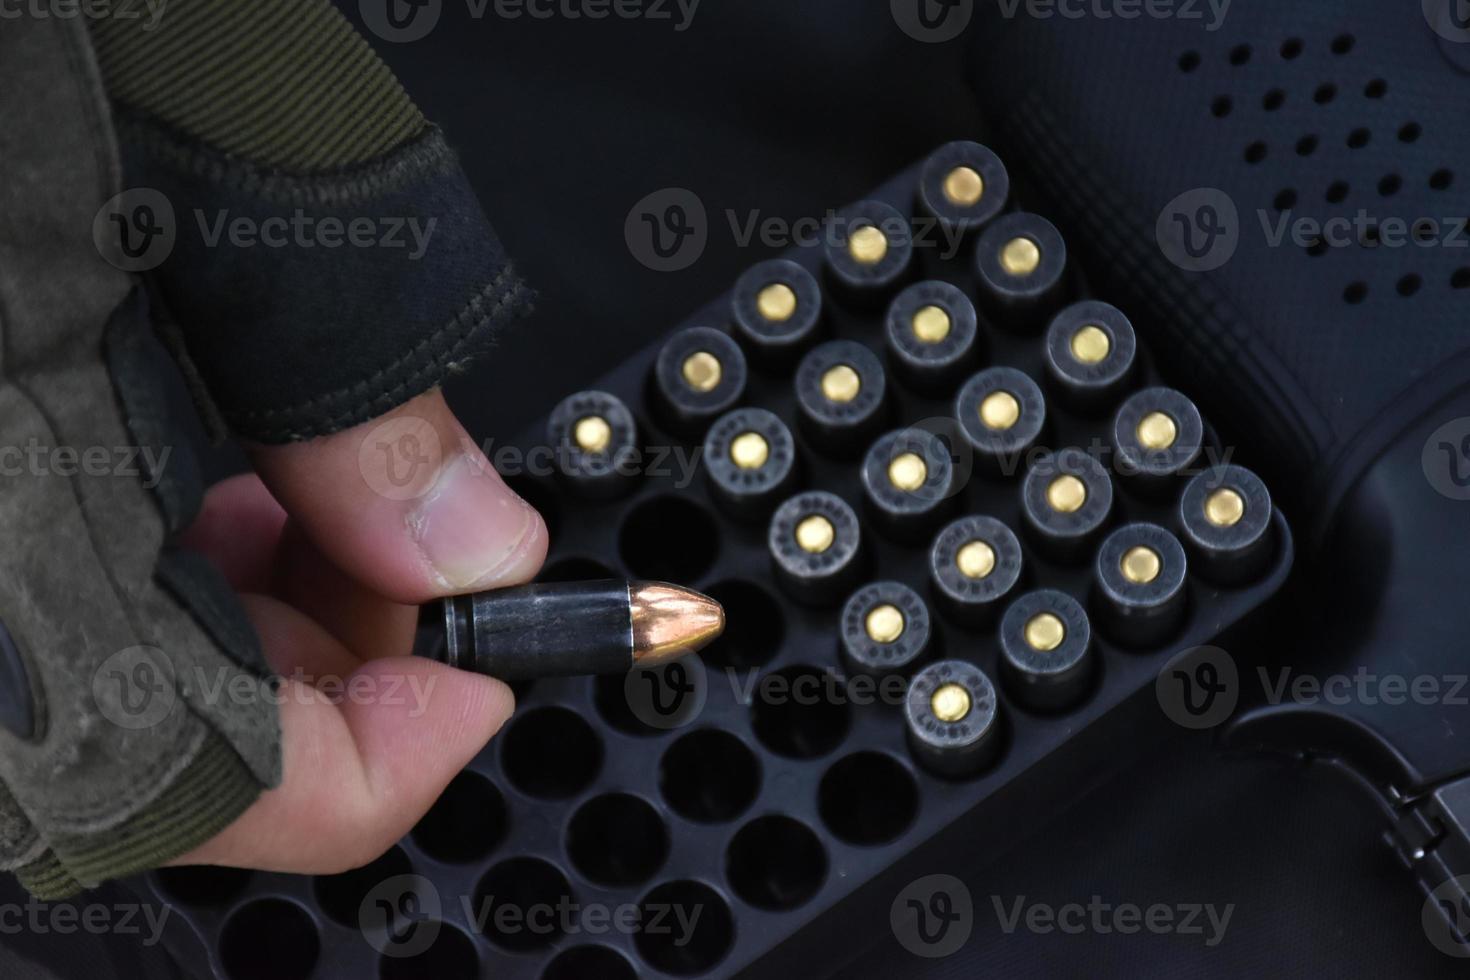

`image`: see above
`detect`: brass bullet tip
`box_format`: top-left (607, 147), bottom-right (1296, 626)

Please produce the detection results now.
top-left (630, 582), bottom-right (725, 666)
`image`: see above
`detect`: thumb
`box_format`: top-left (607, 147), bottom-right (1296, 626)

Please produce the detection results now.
top-left (248, 389), bottom-right (548, 604)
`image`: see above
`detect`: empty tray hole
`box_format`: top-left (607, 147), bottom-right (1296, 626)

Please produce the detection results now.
top-left (502, 706), bottom-right (603, 798)
top-left (1431, 169), bottom-right (1454, 191)
top-left (219, 899), bottom-right (320, 980)
top-left (411, 770), bottom-right (507, 864)
top-left (537, 556), bottom-right (616, 583)
top-left (1273, 189), bottom-right (1297, 211)
top-left (1379, 174), bottom-right (1403, 197)
top-left (1326, 181), bottom-right (1350, 204)
top-left (701, 580), bottom-right (783, 669)
top-left (749, 666), bottom-right (852, 759)
top-left (660, 729), bottom-right (760, 822)
top-left (379, 924), bottom-right (479, 980)
top-left (313, 845), bottom-right (412, 928)
top-left (475, 858), bottom-right (574, 951)
top-left (818, 752), bottom-right (918, 846)
top-left (1262, 89), bottom-right (1285, 111)
top-left (1344, 281), bottom-right (1369, 304)
top-left (1347, 128), bottom-right (1371, 149)
top-left (1332, 33), bottom-right (1355, 55)
top-left (1399, 122), bottom-right (1422, 143)
top-left (152, 866), bottom-right (252, 909)
top-left (1211, 95), bottom-right (1232, 118)
top-left (1314, 83), bottom-right (1337, 104)
top-left (726, 815), bottom-right (827, 910)
top-left (568, 793), bottom-right (669, 886)
top-left (543, 946), bottom-right (638, 980)
top-left (635, 880), bottom-right (734, 975)
top-left (1365, 78), bottom-right (1387, 98)
top-left (1243, 141), bottom-right (1267, 164)
top-left (593, 673), bottom-right (664, 736)
top-left (619, 496), bottom-right (718, 582)
top-left (1178, 50), bottom-right (1200, 73)
top-left (1398, 274), bottom-right (1423, 297)
top-left (1296, 135), bottom-right (1319, 157)
top-left (1229, 44), bottom-right (1251, 66)
top-left (1280, 38), bottom-right (1303, 59)
top-left (1453, 268), bottom-right (1470, 290)
top-left (1305, 237), bottom-right (1329, 257)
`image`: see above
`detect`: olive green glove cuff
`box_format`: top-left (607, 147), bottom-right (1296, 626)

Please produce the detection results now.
top-left (0, 18), bottom-right (280, 898)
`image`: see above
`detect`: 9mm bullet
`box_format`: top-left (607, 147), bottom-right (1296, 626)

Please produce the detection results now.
top-left (768, 490), bottom-right (866, 605)
top-left (731, 258), bottom-right (824, 370)
top-left (916, 140), bottom-right (1011, 240)
top-left (905, 660), bottom-right (1003, 779)
top-left (547, 390), bottom-right (640, 499)
top-left (702, 407), bottom-right (800, 521)
top-left (652, 326), bottom-right (748, 437)
top-left (839, 581), bottom-right (934, 678)
top-left (974, 212), bottom-right (1070, 331)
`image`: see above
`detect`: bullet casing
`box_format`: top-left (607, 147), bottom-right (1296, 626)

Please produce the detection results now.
top-left (731, 258), bottom-right (824, 370)
top-left (795, 339), bottom-right (889, 457)
top-left (652, 326), bottom-right (748, 437)
top-left (905, 660), bottom-right (1003, 779)
top-left (1092, 523), bottom-right (1189, 647)
top-left (1043, 301), bottom-right (1138, 415)
top-left (547, 390), bottom-right (640, 499)
top-left (974, 212), bottom-right (1070, 332)
top-left (916, 140), bottom-right (1010, 238)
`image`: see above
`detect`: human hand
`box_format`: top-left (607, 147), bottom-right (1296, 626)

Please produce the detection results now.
top-left (171, 389), bottom-right (547, 874)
